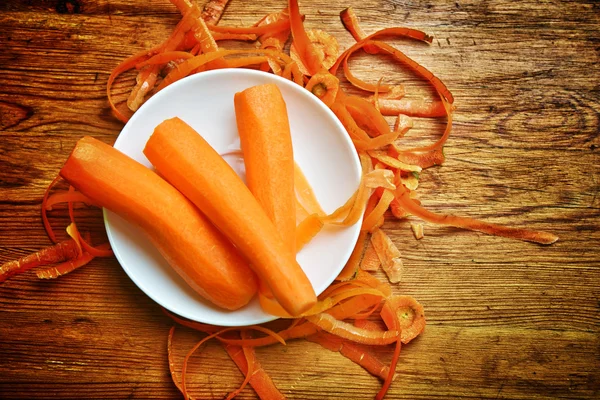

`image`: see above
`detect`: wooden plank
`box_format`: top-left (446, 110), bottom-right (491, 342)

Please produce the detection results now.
top-left (0, 0), bottom-right (598, 398)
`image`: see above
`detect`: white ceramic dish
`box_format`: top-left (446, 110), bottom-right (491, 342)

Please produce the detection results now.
top-left (104, 69), bottom-right (362, 326)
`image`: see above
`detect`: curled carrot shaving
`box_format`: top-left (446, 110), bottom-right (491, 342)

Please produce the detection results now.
top-left (368, 150), bottom-right (422, 173)
top-left (330, 27), bottom-right (435, 74)
top-left (212, 32), bottom-right (257, 41)
top-left (41, 174), bottom-right (62, 243)
top-left (181, 329), bottom-right (228, 398)
top-left (372, 97), bottom-right (448, 118)
top-left (307, 332), bottom-right (394, 381)
top-left (223, 341), bottom-right (286, 400)
top-left (215, 320), bottom-right (316, 348)
top-left (390, 144), bottom-right (445, 169)
top-left (167, 327), bottom-right (186, 397)
top-left (304, 72), bottom-right (340, 107)
top-left (364, 169), bottom-right (395, 190)
top-left (330, 100), bottom-right (373, 146)
top-left (381, 295), bottom-right (426, 344)
top-left (128, 6), bottom-right (204, 111)
top-left (201, 0), bottom-right (231, 25)
top-left (44, 190), bottom-right (95, 211)
top-left (342, 52), bottom-right (390, 93)
top-left (290, 29), bottom-right (339, 76)
top-left (339, 7), bottom-right (378, 54)
top-left (157, 48), bottom-right (291, 90)
top-left (394, 184), bottom-right (558, 244)
top-left (322, 153), bottom-right (372, 226)
top-left (64, 190), bottom-right (114, 259)
top-left (319, 272), bottom-right (382, 298)
top-left (0, 238), bottom-right (80, 283)
top-left (376, 318), bottom-right (402, 400)
top-left (35, 247), bottom-right (104, 279)
top-left (295, 213), bottom-right (324, 251)
top-left (362, 189), bottom-right (394, 232)
top-left (225, 330), bottom-right (255, 400)
top-left (359, 238), bottom-right (381, 272)
top-left (287, 0), bottom-right (322, 76)
top-left (394, 96), bottom-right (454, 154)
top-left (170, 1), bottom-right (228, 69)
top-left (261, 285), bottom-right (388, 319)
top-left (371, 228), bottom-right (404, 283)
top-left (107, 46), bottom-right (161, 123)
top-left (225, 55), bottom-right (269, 68)
top-left (135, 51), bottom-right (194, 69)
top-left (331, 101), bottom-right (404, 151)
top-left (349, 298), bottom-right (381, 320)
top-left (294, 162), bottom-right (326, 217)
top-left (369, 40), bottom-right (453, 104)
top-left (208, 18), bottom-right (291, 36)
top-left (344, 95), bottom-right (391, 137)
top-left (306, 312), bottom-right (399, 345)
top-left (336, 230), bottom-right (368, 281)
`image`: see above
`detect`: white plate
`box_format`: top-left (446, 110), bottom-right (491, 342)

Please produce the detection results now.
top-left (104, 69), bottom-right (362, 326)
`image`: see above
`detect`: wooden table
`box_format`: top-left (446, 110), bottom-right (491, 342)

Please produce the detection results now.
top-left (1, 0), bottom-right (598, 398)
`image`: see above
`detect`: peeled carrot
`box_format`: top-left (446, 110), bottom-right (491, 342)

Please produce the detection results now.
top-left (144, 117), bottom-right (317, 316)
top-left (234, 83), bottom-right (296, 305)
top-left (60, 136), bottom-right (258, 310)
top-left (234, 83), bottom-right (296, 254)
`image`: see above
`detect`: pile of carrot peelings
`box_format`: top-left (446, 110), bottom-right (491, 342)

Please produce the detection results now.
top-left (0, 175), bottom-right (113, 283)
top-left (0, 0), bottom-right (560, 398)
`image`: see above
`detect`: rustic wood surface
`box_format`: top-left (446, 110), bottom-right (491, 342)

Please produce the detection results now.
top-left (1, 0), bottom-right (599, 399)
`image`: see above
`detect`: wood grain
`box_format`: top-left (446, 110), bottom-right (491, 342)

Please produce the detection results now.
top-left (1, 0), bottom-right (599, 399)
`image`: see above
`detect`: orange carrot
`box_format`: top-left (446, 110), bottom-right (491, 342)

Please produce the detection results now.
top-left (144, 117), bottom-right (317, 316)
top-left (0, 238), bottom-right (80, 283)
top-left (234, 83), bottom-right (296, 306)
top-left (60, 136), bottom-right (257, 310)
top-left (234, 84), bottom-right (296, 254)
